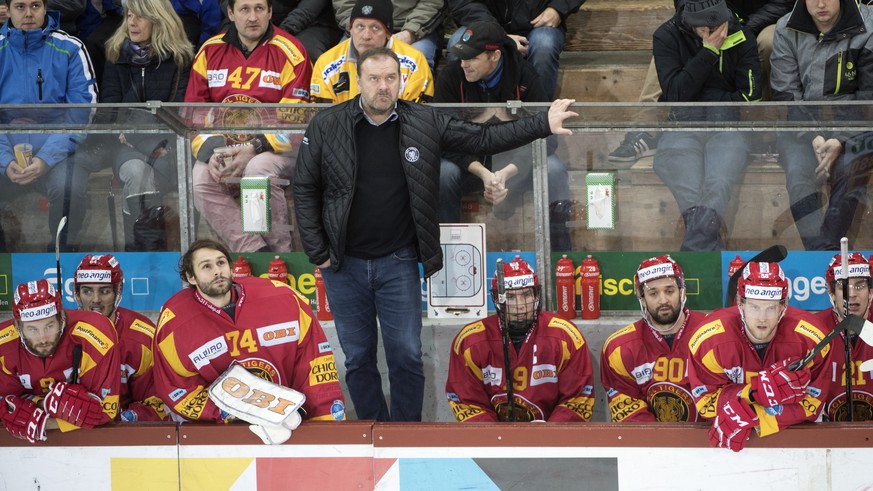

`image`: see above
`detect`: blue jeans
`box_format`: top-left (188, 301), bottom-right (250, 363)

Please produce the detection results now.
top-left (320, 245), bottom-right (424, 422)
top-left (776, 133), bottom-right (829, 250)
top-left (447, 25), bottom-right (564, 99)
top-left (411, 32), bottom-right (441, 71)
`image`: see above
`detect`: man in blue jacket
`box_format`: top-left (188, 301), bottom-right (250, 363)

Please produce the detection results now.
top-left (0, 0), bottom-right (98, 251)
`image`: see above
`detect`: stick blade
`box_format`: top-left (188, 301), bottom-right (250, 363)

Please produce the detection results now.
top-left (857, 319), bottom-right (873, 347)
top-left (860, 358), bottom-right (873, 373)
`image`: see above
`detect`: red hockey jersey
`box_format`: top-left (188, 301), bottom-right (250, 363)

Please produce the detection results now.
top-left (153, 276), bottom-right (345, 423)
top-left (813, 308), bottom-right (873, 421)
top-left (600, 309), bottom-right (707, 422)
top-left (0, 309), bottom-right (120, 430)
top-left (446, 311), bottom-right (594, 422)
top-left (687, 306), bottom-right (831, 436)
top-left (113, 307), bottom-right (165, 421)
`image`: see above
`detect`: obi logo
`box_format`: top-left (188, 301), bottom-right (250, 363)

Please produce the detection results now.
top-left (259, 70), bottom-right (282, 90)
top-left (207, 69), bottom-right (228, 87)
top-left (530, 364), bottom-right (558, 386)
top-left (257, 322), bottom-right (300, 347)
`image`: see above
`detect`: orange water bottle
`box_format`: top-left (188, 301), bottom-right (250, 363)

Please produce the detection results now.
top-left (267, 256), bottom-right (289, 284)
top-left (314, 266), bottom-right (333, 321)
top-left (555, 255), bottom-right (576, 319)
top-left (232, 255), bottom-right (252, 279)
top-left (579, 255), bottom-right (601, 320)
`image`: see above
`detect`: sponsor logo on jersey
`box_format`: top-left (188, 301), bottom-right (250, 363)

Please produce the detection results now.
top-left (632, 362), bottom-right (655, 385)
top-left (178, 387), bottom-right (210, 419)
top-left (398, 55), bottom-right (417, 72)
top-left (482, 365), bottom-right (502, 386)
top-left (451, 402), bottom-right (483, 422)
top-left (608, 392), bottom-right (644, 422)
top-left (724, 366), bottom-right (744, 384)
top-left (330, 400), bottom-right (345, 420)
top-left (101, 388), bottom-right (112, 399)
top-left (446, 392), bottom-right (461, 403)
top-left (292, 88), bottom-right (308, 99)
top-left (189, 336), bottom-right (227, 369)
top-left (607, 387), bottom-right (619, 397)
top-left (529, 364), bottom-right (558, 386)
top-left (453, 321), bottom-right (485, 354)
top-left (129, 319), bottom-right (156, 338)
top-left (807, 385), bottom-right (822, 398)
top-left (832, 263), bottom-right (870, 278)
top-left (743, 286), bottom-right (783, 300)
top-left (239, 358), bottom-right (280, 384)
top-left (795, 321), bottom-right (825, 344)
top-left (637, 263), bottom-right (676, 284)
top-left (318, 342), bottom-right (332, 354)
top-left (207, 69), bottom-right (228, 87)
top-left (0, 325), bottom-right (19, 345)
top-left (548, 317), bottom-right (585, 349)
top-left (72, 323), bottom-right (112, 355)
top-left (19, 304), bottom-right (58, 322)
top-left (691, 385), bottom-right (708, 398)
top-left (259, 69), bottom-right (282, 90)
top-left (157, 308), bottom-right (175, 330)
top-left (310, 83), bottom-right (320, 94)
top-left (562, 397), bottom-right (594, 421)
top-left (688, 320), bottom-right (724, 355)
top-left (75, 269), bottom-right (112, 283)
top-left (309, 355), bottom-right (339, 386)
top-left (169, 388), bottom-right (187, 402)
top-left (582, 384), bottom-right (594, 396)
top-left (322, 55), bottom-right (346, 79)
top-left (764, 404), bottom-right (784, 416)
top-left (18, 374), bottom-right (31, 389)
top-left (256, 322), bottom-right (300, 347)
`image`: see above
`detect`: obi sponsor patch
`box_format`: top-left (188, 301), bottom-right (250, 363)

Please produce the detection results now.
top-left (688, 320), bottom-right (724, 355)
top-left (256, 322), bottom-right (300, 347)
top-left (75, 269), bottom-right (112, 283)
top-left (631, 361), bottom-right (655, 385)
top-left (72, 323), bottom-right (112, 355)
top-left (169, 388), bottom-right (187, 402)
top-left (309, 355), bottom-right (339, 386)
top-left (331, 400), bottom-right (345, 420)
top-left (259, 69), bottom-right (282, 90)
top-left (189, 336), bottom-right (227, 369)
top-left (482, 365), bottom-right (503, 387)
top-left (207, 69), bottom-right (228, 87)
top-left (529, 364), bottom-right (558, 386)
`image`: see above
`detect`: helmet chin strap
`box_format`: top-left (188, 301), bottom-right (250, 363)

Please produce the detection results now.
top-left (640, 291), bottom-right (686, 334)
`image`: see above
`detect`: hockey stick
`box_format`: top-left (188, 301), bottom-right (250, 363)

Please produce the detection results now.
top-left (840, 238), bottom-right (853, 421)
top-left (724, 244), bottom-right (788, 307)
top-left (55, 216), bottom-right (67, 293)
top-left (789, 314), bottom-right (866, 371)
top-left (496, 259), bottom-right (516, 422)
top-left (70, 345), bottom-right (82, 384)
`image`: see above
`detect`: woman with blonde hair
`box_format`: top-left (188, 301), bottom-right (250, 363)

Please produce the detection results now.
top-left (101, 0), bottom-right (194, 251)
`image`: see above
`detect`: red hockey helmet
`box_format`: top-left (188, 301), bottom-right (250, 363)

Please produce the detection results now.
top-left (74, 254), bottom-right (124, 310)
top-left (825, 252), bottom-right (871, 284)
top-left (737, 262), bottom-right (789, 301)
top-left (634, 255), bottom-right (685, 294)
top-left (491, 256), bottom-right (539, 293)
top-left (12, 279), bottom-right (62, 322)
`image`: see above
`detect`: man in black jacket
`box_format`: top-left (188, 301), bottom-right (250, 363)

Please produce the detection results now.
top-left (436, 21), bottom-right (572, 250)
top-left (652, 0), bottom-right (762, 250)
top-left (294, 47), bottom-right (576, 422)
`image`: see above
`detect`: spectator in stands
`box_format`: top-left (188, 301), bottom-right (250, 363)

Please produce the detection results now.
top-left (435, 21), bottom-right (572, 250)
top-left (334, 0), bottom-right (444, 70)
top-left (814, 252), bottom-right (873, 421)
top-left (46, 0), bottom-right (85, 35)
top-left (272, 0), bottom-right (342, 61)
top-left (609, 0), bottom-right (792, 163)
top-left (74, 254), bottom-right (166, 422)
top-left (0, 279), bottom-right (120, 443)
top-left (601, 255), bottom-right (706, 422)
top-left (447, 0), bottom-right (583, 99)
top-left (152, 239), bottom-right (345, 423)
top-left (312, 0), bottom-right (433, 103)
top-left (652, 0), bottom-right (762, 250)
top-left (81, 0), bottom-right (123, 88)
top-left (689, 262), bottom-right (831, 452)
top-left (0, 3), bottom-right (8, 24)
top-left (770, 0), bottom-right (873, 250)
top-left (294, 47), bottom-right (578, 422)
top-left (102, 0), bottom-right (193, 251)
top-left (446, 256), bottom-right (594, 422)
top-left (185, 0), bottom-right (312, 253)
top-left (0, 0), bottom-right (98, 252)
top-left (173, 0), bottom-right (222, 49)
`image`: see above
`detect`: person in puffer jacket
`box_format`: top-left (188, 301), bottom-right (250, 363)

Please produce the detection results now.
top-left (0, 1), bottom-right (98, 252)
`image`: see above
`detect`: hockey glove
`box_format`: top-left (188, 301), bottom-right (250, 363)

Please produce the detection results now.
top-left (43, 382), bottom-right (104, 429)
top-left (1, 395), bottom-right (48, 443)
top-left (709, 397), bottom-right (758, 452)
top-left (751, 358), bottom-right (811, 407)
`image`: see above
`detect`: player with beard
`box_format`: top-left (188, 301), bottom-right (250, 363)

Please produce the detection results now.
top-left (0, 280), bottom-right (120, 443)
top-left (151, 239), bottom-right (345, 423)
top-left (600, 256), bottom-right (706, 422)
top-left (688, 262), bottom-right (831, 452)
top-left (814, 252), bottom-right (873, 421)
top-left (74, 254), bottom-right (166, 422)
top-left (446, 256), bottom-right (594, 422)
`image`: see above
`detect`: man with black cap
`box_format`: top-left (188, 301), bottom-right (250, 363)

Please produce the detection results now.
top-left (651, 0), bottom-right (762, 250)
top-left (312, 0), bottom-right (433, 103)
top-left (436, 21), bottom-right (573, 251)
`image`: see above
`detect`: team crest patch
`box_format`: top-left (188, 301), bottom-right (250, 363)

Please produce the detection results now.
top-left (647, 382), bottom-right (697, 422)
top-left (405, 147), bottom-right (420, 162)
top-left (462, 29), bottom-right (473, 42)
top-left (362, 5), bottom-right (373, 14)
top-left (239, 358), bottom-right (281, 384)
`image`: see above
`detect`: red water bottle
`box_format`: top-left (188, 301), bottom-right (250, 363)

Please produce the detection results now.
top-left (555, 255), bottom-right (576, 319)
top-left (579, 255), bottom-right (601, 320)
top-left (267, 256), bottom-right (289, 284)
top-left (314, 266), bottom-right (333, 321)
top-left (232, 255), bottom-right (252, 279)
top-left (727, 255), bottom-right (745, 306)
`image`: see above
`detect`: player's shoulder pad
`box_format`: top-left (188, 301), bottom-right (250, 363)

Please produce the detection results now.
top-left (268, 280), bottom-right (311, 304)
top-left (546, 316), bottom-right (585, 350)
top-left (0, 322), bottom-right (19, 347)
top-left (687, 318), bottom-right (726, 356)
top-left (453, 321), bottom-right (486, 355)
top-left (269, 34), bottom-right (307, 66)
top-left (603, 322), bottom-right (637, 349)
top-left (156, 306), bottom-right (177, 334)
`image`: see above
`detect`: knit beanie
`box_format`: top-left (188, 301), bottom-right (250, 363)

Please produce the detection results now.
top-left (350, 0), bottom-right (394, 32)
top-left (682, 0), bottom-right (731, 28)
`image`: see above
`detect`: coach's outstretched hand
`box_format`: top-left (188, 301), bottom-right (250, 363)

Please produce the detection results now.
top-left (548, 99), bottom-right (578, 136)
